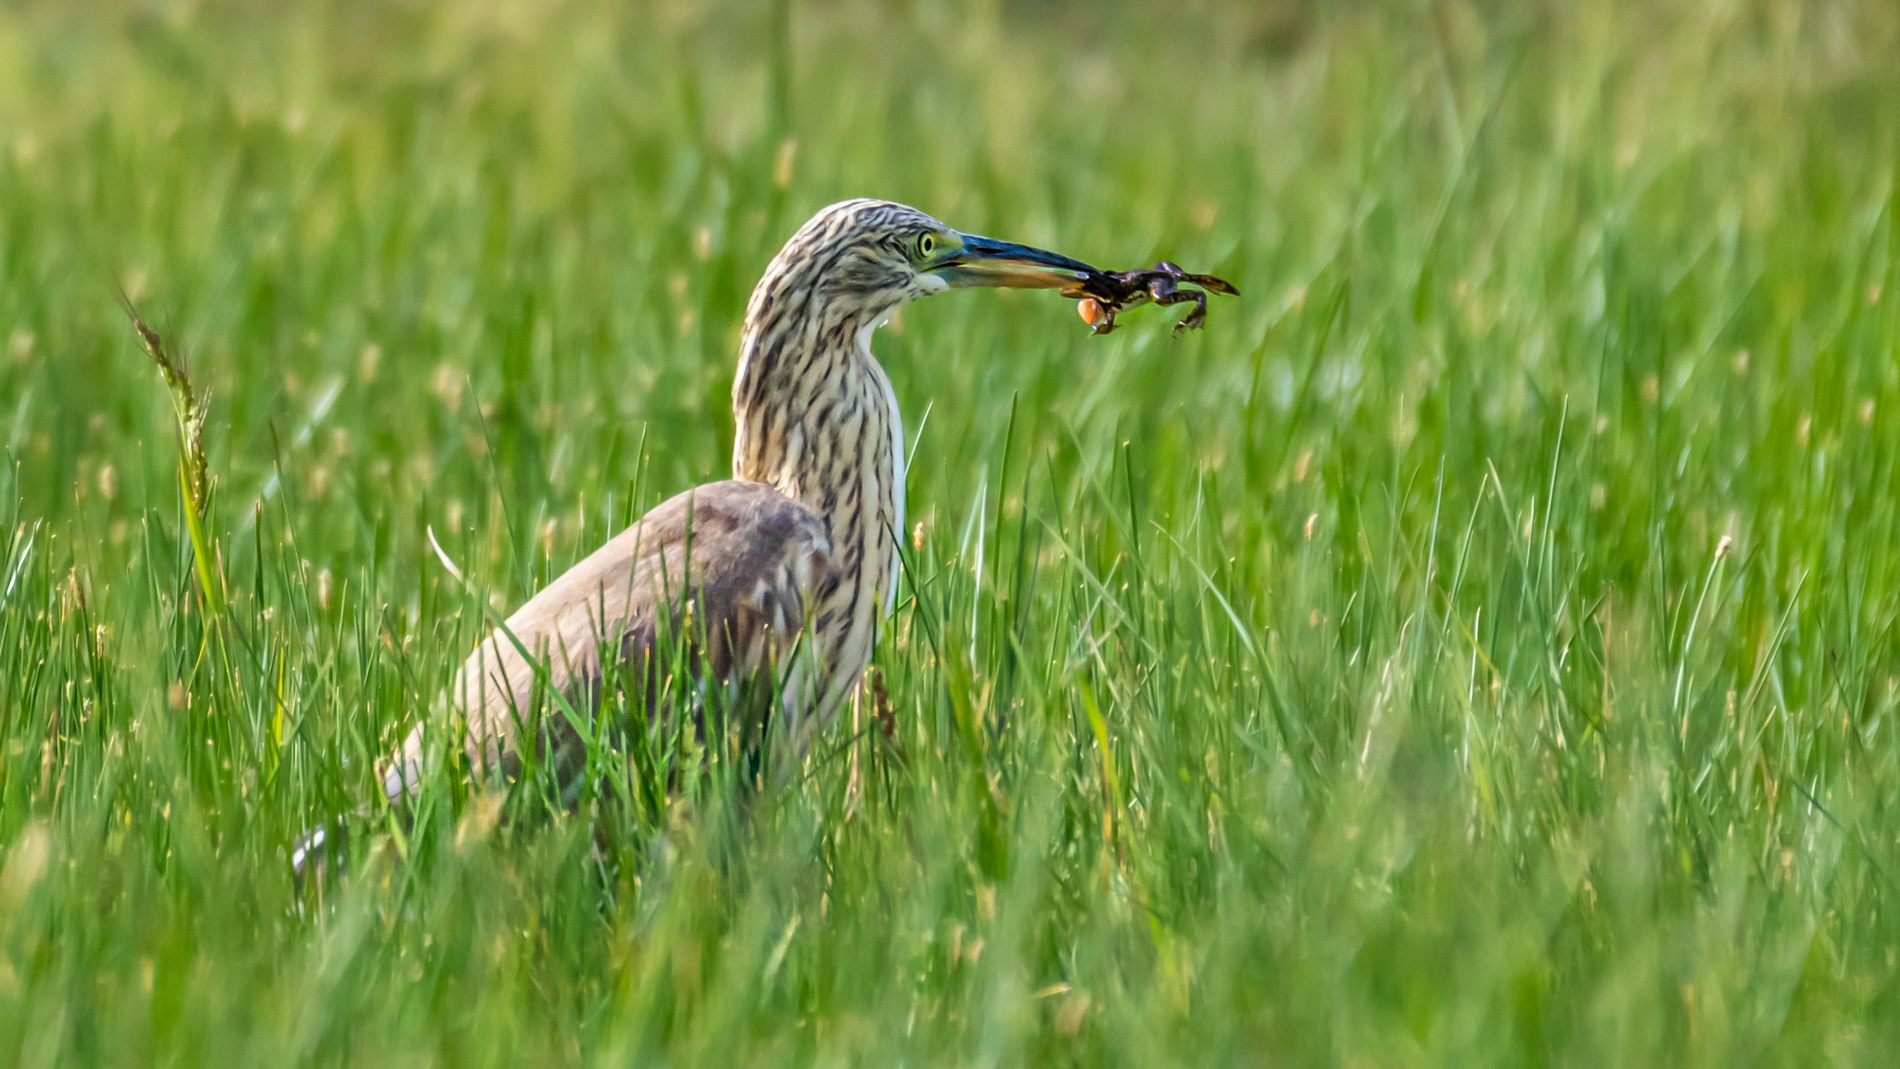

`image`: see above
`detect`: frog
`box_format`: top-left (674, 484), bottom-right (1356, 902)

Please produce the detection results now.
top-left (1065, 261), bottom-right (1239, 335)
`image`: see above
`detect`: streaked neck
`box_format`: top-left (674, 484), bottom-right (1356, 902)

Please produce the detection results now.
top-left (731, 292), bottom-right (905, 631)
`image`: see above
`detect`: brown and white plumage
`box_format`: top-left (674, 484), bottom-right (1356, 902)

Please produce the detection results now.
top-left (345, 199), bottom-right (1101, 828)
top-left (379, 480), bottom-right (830, 803)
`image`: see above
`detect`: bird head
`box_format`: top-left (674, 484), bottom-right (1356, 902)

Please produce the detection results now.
top-left (756, 199), bottom-right (1099, 326)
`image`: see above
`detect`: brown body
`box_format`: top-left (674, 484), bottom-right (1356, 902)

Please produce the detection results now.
top-left (383, 481), bottom-right (830, 802)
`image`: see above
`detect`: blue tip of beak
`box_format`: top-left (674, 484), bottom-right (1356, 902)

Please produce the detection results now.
top-left (936, 232), bottom-right (1099, 290)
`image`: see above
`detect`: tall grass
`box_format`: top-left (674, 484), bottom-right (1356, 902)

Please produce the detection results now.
top-left (2, 0), bottom-right (1898, 1063)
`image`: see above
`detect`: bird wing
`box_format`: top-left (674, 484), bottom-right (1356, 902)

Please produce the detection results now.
top-left (381, 479), bottom-right (832, 805)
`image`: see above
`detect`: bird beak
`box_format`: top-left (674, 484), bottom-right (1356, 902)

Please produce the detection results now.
top-left (932, 233), bottom-right (1098, 290)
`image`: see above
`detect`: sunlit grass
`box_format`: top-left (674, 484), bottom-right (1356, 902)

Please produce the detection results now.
top-left (2, 0), bottom-right (1898, 1063)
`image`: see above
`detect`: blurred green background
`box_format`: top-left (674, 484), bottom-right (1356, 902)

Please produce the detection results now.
top-left (2, 0), bottom-right (1898, 1063)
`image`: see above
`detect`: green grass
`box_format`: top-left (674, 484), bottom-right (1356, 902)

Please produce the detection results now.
top-left (3, 0), bottom-right (1899, 1063)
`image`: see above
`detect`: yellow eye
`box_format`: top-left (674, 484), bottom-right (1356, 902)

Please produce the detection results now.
top-left (917, 233), bottom-right (936, 258)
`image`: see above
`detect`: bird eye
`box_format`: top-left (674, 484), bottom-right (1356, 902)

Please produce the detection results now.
top-left (916, 233), bottom-right (936, 258)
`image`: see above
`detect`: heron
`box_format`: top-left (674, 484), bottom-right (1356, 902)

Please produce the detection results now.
top-left (294, 199), bottom-right (1104, 862)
